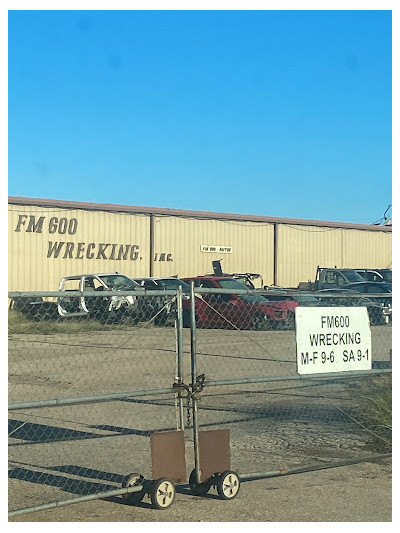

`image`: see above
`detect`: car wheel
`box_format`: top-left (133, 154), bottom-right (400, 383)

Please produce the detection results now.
top-left (368, 307), bottom-right (386, 326)
top-left (183, 310), bottom-right (200, 328)
top-left (285, 311), bottom-right (296, 330)
top-left (252, 312), bottom-right (269, 331)
top-left (154, 310), bottom-right (168, 327)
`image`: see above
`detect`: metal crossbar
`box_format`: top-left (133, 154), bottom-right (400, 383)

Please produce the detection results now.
top-left (8, 286), bottom-right (392, 517)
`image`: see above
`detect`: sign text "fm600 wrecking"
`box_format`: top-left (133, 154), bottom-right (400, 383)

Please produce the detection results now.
top-left (295, 308), bottom-right (372, 374)
top-left (14, 214), bottom-right (174, 262)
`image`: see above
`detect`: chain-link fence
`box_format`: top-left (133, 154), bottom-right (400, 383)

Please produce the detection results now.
top-left (188, 286), bottom-right (391, 486)
top-left (8, 288), bottom-right (187, 516)
top-left (8, 285), bottom-right (391, 517)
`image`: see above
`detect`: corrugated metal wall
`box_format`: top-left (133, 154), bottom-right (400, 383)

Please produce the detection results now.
top-left (8, 201), bottom-right (392, 291)
top-left (8, 205), bottom-right (150, 291)
top-left (341, 229), bottom-right (392, 269)
top-left (276, 224), bottom-right (342, 287)
top-left (152, 216), bottom-right (275, 284)
top-left (276, 224), bottom-right (392, 287)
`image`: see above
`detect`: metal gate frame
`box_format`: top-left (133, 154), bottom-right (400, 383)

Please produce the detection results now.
top-left (186, 282), bottom-right (392, 486)
top-left (8, 286), bottom-right (187, 518)
top-left (8, 284), bottom-right (392, 517)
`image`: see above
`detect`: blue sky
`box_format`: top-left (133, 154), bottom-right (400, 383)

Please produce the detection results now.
top-left (8, 8), bottom-right (392, 224)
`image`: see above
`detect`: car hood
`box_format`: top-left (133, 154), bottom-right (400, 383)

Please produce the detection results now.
top-left (254, 300), bottom-right (299, 311)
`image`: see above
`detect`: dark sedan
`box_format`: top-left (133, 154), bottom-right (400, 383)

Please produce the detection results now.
top-left (132, 277), bottom-right (191, 326)
top-left (344, 282), bottom-right (392, 294)
top-left (315, 284), bottom-right (391, 325)
top-left (356, 269), bottom-right (392, 283)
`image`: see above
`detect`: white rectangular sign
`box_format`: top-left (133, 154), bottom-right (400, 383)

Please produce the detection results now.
top-left (200, 245), bottom-right (232, 253)
top-left (295, 307), bottom-right (372, 374)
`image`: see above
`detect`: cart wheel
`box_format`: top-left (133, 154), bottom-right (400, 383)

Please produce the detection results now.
top-left (121, 472), bottom-right (145, 505)
top-left (216, 470), bottom-right (240, 500)
top-left (150, 478), bottom-right (176, 509)
top-left (189, 469), bottom-right (212, 496)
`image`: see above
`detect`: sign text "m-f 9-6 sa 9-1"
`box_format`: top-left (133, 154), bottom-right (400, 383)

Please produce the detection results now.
top-left (295, 307), bottom-right (372, 375)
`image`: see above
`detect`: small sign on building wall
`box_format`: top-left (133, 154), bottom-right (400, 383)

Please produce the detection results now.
top-left (295, 307), bottom-right (372, 374)
top-left (200, 245), bottom-right (232, 253)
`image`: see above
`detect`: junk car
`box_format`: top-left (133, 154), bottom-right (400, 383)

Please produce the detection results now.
top-left (181, 276), bottom-right (296, 330)
top-left (57, 273), bottom-right (145, 323)
top-left (132, 277), bottom-right (191, 325)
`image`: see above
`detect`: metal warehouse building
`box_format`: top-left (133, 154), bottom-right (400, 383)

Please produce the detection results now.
top-left (8, 196), bottom-right (392, 292)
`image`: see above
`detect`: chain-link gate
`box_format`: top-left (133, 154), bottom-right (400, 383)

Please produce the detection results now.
top-left (8, 287), bottom-right (190, 516)
top-left (8, 283), bottom-right (392, 517)
top-left (185, 284), bottom-right (391, 497)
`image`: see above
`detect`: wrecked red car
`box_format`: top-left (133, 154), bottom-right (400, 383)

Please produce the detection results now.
top-left (181, 276), bottom-right (297, 330)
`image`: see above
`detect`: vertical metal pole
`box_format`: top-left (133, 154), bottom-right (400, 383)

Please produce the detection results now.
top-left (149, 214), bottom-right (155, 277)
top-left (190, 281), bottom-right (201, 484)
top-left (175, 285), bottom-right (185, 431)
top-left (273, 222), bottom-right (278, 287)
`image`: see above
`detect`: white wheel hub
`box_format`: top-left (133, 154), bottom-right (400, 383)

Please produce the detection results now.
top-left (155, 480), bottom-right (175, 508)
top-left (221, 472), bottom-right (240, 498)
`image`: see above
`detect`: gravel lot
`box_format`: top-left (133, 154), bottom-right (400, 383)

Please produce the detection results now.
top-left (8, 460), bottom-right (392, 522)
top-left (8, 322), bottom-right (392, 521)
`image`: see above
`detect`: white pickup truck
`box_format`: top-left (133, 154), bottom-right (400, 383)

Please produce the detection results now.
top-left (57, 273), bottom-right (145, 323)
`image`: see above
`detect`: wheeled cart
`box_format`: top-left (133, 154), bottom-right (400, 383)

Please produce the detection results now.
top-left (120, 284), bottom-right (241, 510)
top-left (120, 428), bottom-right (241, 510)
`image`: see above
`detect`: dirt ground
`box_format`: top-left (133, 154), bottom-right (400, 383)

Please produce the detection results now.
top-left (8, 323), bottom-right (392, 522)
top-left (9, 459), bottom-right (391, 522)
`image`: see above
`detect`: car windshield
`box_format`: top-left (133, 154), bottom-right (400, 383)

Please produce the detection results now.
top-left (217, 279), bottom-right (267, 303)
top-left (219, 279), bottom-right (250, 291)
top-left (343, 270), bottom-right (365, 283)
top-left (233, 276), bottom-right (255, 289)
top-left (99, 275), bottom-right (139, 290)
top-left (158, 279), bottom-right (191, 291)
top-left (380, 271), bottom-right (392, 283)
top-left (239, 293), bottom-right (270, 303)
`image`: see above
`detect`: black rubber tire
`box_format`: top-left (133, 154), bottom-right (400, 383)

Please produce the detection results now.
top-left (183, 310), bottom-right (200, 328)
top-left (252, 312), bottom-right (268, 331)
top-left (121, 472), bottom-right (145, 505)
top-left (368, 307), bottom-right (386, 326)
top-left (154, 311), bottom-right (168, 327)
top-left (150, 478), bottom-right (176, 509)
top-left (285, 311), bottom-right (296, 330)
top-left (189, 469), bottom-right (212, 496)
top-left (182, 309), bottom-right (191, 328)
top-left (216, 470), bottom-right (240, 500)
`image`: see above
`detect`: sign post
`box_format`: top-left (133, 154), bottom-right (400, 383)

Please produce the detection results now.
top-left (295, 307), bottom-right (372, 375)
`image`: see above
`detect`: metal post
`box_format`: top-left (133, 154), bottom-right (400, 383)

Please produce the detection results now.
top-left (190, 281), bottom-right (201, 485)
top-left (149, 214), bottom-right (155, 276)
top-left (175, 285), bottom-right (185, 430)
top-left (273, 222), bottom-right (278, 286)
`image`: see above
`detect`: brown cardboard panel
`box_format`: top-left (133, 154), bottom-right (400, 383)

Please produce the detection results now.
top-left (150, 430), bottom-right (186, 483)
top-left (198, 429), bottom-right (230, 483)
